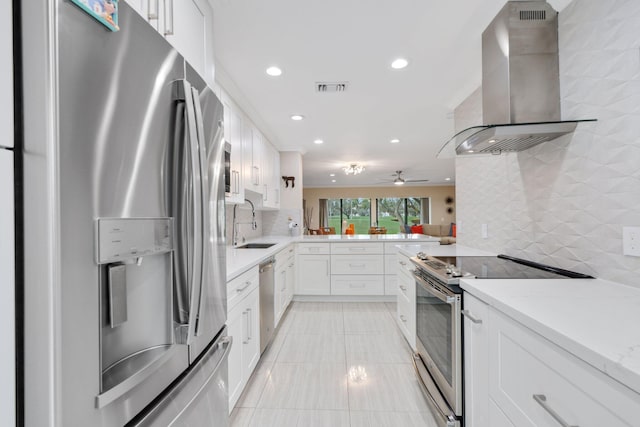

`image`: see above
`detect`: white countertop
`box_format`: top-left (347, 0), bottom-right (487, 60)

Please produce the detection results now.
top-left (226, 234), bottom-right (441, 281)
top-left (461, 277), bottom-right (640, 395)
top-left (299, 234), bottom-right (440, 242)
top-left (396, 244), bottom-right (496, 258)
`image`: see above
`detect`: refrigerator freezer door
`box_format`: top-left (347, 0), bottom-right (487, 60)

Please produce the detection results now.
top-left (130, 330), bottom-right (232, 427)
top-left (0, 149), bottom-right (15, 426)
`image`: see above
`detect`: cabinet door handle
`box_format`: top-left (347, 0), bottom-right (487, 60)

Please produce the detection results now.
top-left (242, 311), bottom-right (249, 344)
top-left (349, 263), bottom-right (366, 268)
top-left (348, 247), bottom-right (365, 252)
top-left (399, 285), bottom-right (407, 291)
top-left (163, 0), bottom-right (174, 35)
top-left (533, 394), bottom-right (578, 427)
top-left (246, 308), bottom-right (252, 340)
top-left (461, 310), bottom-right (483, 324)
top-left (236, 281), bottom-right (252, 293)
top-left (148, 0), bottom-right (159, 19)
top-left (399, 261), bottom-right (407, 266)
top-left (400, 314), bottom-right (407, 322)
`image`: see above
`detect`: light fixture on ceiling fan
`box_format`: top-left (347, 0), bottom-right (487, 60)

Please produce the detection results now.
top-left (343, 163), bottom-right (365, 175)
top-left (388, 170), bottom-right (429, 185)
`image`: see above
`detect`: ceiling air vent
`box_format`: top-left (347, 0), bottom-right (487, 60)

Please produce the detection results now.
top-left (520, 9), bottom-right (546, 20)
top-left (315, 82), bottom-right (348, 93)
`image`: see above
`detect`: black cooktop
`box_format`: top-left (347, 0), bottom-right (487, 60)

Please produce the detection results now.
top-left (431, 254), bottom-right (594, 280)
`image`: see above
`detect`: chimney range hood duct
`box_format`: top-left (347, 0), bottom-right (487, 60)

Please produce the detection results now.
top-left (438, 1), bottom-right (595, 158)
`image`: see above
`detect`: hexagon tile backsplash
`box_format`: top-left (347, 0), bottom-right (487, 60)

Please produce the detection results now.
top-left (455, 0), bottom-right (640, 287)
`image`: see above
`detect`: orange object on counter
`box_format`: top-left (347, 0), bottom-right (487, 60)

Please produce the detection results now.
top-left (345, 223), bottom-right (355, 235)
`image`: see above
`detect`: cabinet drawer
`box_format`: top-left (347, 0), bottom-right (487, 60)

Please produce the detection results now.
top-left (489, 309), bottom-right (640, 427)
top-left (396, 289), bottom-right (415, 350)
top-left (296, 243), bottom-right (330, 255)
top-left (396, 271), bottom-right (415, 303)
top-left (384, 275), bottom-right (397, 296)
top-left (330, 242), bottom-right (383, 255)
top-left (384, 242), bottom-right (400, 254)
top-left (384, 254), bottom-right (396, 275)
top-left (275, 244), bottom-right (295, 264)
top-left (396, 253), bottom-right (414, 275)
top-left (331, 275), bottom-right (384, 295)
top-left (331, 255), bottom-right (384, 275)
top-left (227, 266), bottom-right (259, 312)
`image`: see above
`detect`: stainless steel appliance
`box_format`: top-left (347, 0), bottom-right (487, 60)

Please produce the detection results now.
top-left (225, 141), bottom-right (232, 196)
top-left (410, 253), bottom-right (593, 427)
top-left (0, 11), bottom-right (15, 423)
top-left (438, 0), bottom-right (595, 158)
top-left (21, 3), bottom-right (229, 426)
top-left (259, 258), bottom-right (276, 354)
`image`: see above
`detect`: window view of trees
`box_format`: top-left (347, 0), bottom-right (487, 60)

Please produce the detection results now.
top-left (325, 197), bottom-right (429, 234)
top-left (328, 198), bottom-right (371, 234)
top-left (377, 198), bottom-right (428, 233)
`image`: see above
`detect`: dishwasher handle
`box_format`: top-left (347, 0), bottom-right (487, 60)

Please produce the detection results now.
top-left (259, 258), bottom-right (275, 273)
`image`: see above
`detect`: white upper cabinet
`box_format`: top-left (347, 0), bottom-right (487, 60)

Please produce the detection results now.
top-left (260, 138), bottom-right (280, 209)
top-left (221, 90), bottom-right (244, 204)
top-left (124, 0), bottom-right (214, 85)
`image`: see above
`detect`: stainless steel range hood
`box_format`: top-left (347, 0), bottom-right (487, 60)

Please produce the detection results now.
top-left (438, 1), bottom-right (595, 158)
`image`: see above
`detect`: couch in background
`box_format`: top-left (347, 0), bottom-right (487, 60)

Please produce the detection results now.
top-left (409, 224), bottom-right (456, 245)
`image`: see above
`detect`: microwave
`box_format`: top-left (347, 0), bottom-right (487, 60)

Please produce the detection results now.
top-left (224, 142), bottom-right (231, 196)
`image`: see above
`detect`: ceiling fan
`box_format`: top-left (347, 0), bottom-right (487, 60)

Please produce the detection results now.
top-left (383, 171), bottom-right (430, 185)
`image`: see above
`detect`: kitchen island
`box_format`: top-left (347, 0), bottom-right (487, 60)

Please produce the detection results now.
top-left (227, 233), bottom-right (440, 281)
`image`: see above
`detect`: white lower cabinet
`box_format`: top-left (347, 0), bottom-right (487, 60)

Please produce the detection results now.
top-left (226, 268), bottom-right (260, 412)
top-left (396, 262), bottom-right (416, 351)
top-left (464, 291), bottom-right (640, 427)
top-left (274, 245), bottom-right (294, 325)
top-left (463, 292), bottom-right (489, 427)
top-left (331, 275), bottom-right (384, 295)
top-left (396, 250), bottom-right (416, 350)
top-left (275, 263), bottom-right (287, 325)
top-left (296, 254), bottom-right (331, 295)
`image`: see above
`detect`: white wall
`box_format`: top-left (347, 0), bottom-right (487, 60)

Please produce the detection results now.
top-left (455, 0), bottom-right (640, 286)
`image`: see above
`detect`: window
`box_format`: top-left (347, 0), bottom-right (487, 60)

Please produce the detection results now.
top-left (376, 197), bottom-right (430, 233)
top-left (327, 198), bottom-right (372, 234)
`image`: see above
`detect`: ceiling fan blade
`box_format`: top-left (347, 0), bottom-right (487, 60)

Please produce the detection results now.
top-left (405, 179), bottom-right (430, 182)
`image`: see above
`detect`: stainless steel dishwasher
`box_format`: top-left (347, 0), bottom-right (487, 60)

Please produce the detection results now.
top-left (259, 258), bottom-right (275, 354)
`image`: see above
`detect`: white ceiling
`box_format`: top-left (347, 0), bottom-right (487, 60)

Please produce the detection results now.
top-left (210, 0), bottom-right (572, 188)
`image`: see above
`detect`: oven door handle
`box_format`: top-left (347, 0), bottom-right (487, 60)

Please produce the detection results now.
top-left (412, 271), bottom-right (457, 304)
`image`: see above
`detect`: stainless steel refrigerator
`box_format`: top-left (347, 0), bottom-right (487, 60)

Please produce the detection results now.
top-left (20, 2), bottom-right (229, 426)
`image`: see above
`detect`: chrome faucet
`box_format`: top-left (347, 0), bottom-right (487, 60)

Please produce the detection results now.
top-left (232, 199), bottom-right (258, 246)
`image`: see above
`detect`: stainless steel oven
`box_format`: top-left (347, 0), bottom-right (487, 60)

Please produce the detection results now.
top-left (410, 252), bottom-right (594, 427)
top-left (412, 268), bottom-right (462, 427)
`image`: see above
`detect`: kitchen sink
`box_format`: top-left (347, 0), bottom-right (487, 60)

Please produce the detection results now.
top-left (236, 243), bottom-right (276, 249)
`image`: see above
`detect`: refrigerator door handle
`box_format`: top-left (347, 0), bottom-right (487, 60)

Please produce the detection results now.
top-left (190, 86), bottom-right (208, 338)
top-left (174, 80), bottom-right (203, 344)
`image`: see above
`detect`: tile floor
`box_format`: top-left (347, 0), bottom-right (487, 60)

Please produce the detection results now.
top-left (230, 301), bottom-right (439, 427)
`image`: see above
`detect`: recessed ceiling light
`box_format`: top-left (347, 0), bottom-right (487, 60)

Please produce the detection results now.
top-left (314, 139), bottom-right (324, 144)
top-left (329, 173), bottom-right (335, 177)
top-left (390, 139), bottom-right (400, 144)
top-left (445, 177), bottom-right (451, 181)
top-left (290, 115), bottom-right (304, 121)
top-left (468, 150), bottom-right (474, 153)
top-left (391, 58), bottom-right (409, 69)
top-left (265, 66), bottom-right (282, 76)
top-left (488, 139), bottom-right (497, 144)
top-left (331, 179), bottom-right (336, 183)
